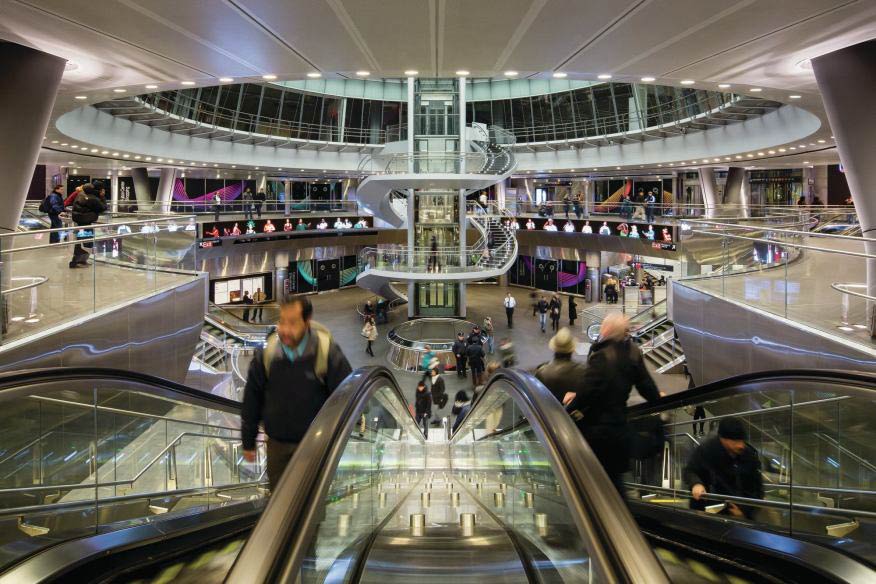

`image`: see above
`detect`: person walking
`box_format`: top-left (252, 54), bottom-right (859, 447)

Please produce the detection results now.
top-left (684, 416), bottom-right (764, 519)
top-left (466, 339), bottom-right (486, 389)
top-left (568, 295), bottom-right (578, 327)
top-left (213, 192), bottom-right (222, 222)
top-left (451, 390), bottom-right (472, 433)
top-left (252, 287), bottom-right (267, 322)
top-left (255, 190), bottom-right (266, 218)
top-left (362, 300), bottom-right (375, 322)
top-left (452, 332), bottom-right (467, 378)
top-left (241, 291), bottom-right (253, 322)
top-left (242, 188), bottom-right (254, 220)
top-left (421, 345), bottom-right (436, 383)
top-left (536, 326), bottom-right (587, 404)
top-left (536, 296), bottom-right (549, 333)
top-left (415, 381), bottom-right (432, 438)
top-left (430, 369), bottom-right (447, 409)
top-left (499, 337), bottom-right (515, 367)
top-left (241, 296), bottom-right (353, 490)
top-left (549, 295), bottom-right (561, 332)
top-left (565, 313), bottom-right (662, 496)
top-left (482, 316), bottom-right (495, 354)
top-left (362, 316), bottom-right (377, 357)
top-left (69, 185), bottom-right (107, 268)
top-left (40, 185), bottom-right (65, 243)
top-left (503, 292), bottom-right (516, 328)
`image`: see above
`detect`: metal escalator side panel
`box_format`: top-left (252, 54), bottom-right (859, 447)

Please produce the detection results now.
top-left (227, 366), bottom-right (425, 584)
top-left (451, 368), bottom-right (668, 584)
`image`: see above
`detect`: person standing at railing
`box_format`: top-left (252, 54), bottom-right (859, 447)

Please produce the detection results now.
top-left (241, 291), bottom-right (253, 322)
top-left (242, 188), bottom-right (254, 220)
top-left (563, 193), bottom-right (571, 218)
top-left (213, 192), bottom-right (222, 222)
top-left (255, 190), bottom-right (266, 218)
top-left (452, 332), bottom-right (468, 378)
top-left (684, 416), bottom-right (763, 519)
top-left (644, 190), bottom-right (656, 224)
top-left (40, 185), bottom-right (65, 243)
top-left (241, 296), bottom-right (353, 490)
top-left (69, 184), bottom-right (106, 268)
top-left (252, 288), bottom-right (267, 322)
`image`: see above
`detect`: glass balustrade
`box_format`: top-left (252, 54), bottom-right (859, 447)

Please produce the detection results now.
top-left (0, 216), bottom-right (200, 346)
top-left (0, 372), bottom-right (265, 571)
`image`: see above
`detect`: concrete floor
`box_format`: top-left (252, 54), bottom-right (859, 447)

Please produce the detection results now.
top-left (307, 284), bottom-right (689, 423)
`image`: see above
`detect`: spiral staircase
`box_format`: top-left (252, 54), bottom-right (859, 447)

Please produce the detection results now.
top-left (355, 127), bottom-right (518, 303)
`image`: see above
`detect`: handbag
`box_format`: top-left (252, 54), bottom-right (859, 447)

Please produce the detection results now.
top-left (628, 414), bottom-right (666, 460)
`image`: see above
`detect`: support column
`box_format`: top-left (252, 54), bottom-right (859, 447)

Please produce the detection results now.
top-left (110, 169), bottom-right (120, 214)
top-left (131, 167), bottom-right (153, 212)
top-left (156, 167), bottom-right (177, 213)
top-left (723, 166), bottom-right (748, 217)
top-left (812, 40), bottom-right (876, 333)
top-left (698, 167), bottom-right (718, 218)
top-left (0, 42), bottom-right (65, 233)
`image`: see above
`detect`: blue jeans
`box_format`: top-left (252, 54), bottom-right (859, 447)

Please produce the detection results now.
top-left (538, 313), bottom-right (547, 331)
top-left (485, 334), bottom-right (494, 354)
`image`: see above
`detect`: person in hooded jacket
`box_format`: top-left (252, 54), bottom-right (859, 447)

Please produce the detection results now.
top-left (415, 381), bottom-right (432, 438)
top-left (41, 185), bottom-right (66, 243)
top-left (566, 313), bottom-right (662, 496)
top-left (69, 185), bottom-right (107, 268)
top-left (451, 390), bottom-right (471, 433)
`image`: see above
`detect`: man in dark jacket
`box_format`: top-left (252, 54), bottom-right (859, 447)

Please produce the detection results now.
top-left (452, 332), bottom-right (467, 378)
top-left (69, 185), bottom-right (107, 268)
top-left (566, 313), bottom-right (661, 495)
top-left (684, 416), bottom-right (763, 519)
top-left (42, 185), bottom-right (65, 243)
top-left (241, 296), bottom-right (352, 490)
top-left (466, 340), bottom-right (486, 388)
top-left (466, 326), bottom-right (484, 347)
top-left (535, 327), bottom-right (586, 404)
top-left (254, 190), bottom-right (266, 218)
top-left (536, 296), bottom-right (549, 333)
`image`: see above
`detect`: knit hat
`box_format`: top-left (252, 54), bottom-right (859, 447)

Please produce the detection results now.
top-left (718, 416), bottom-right (747, 440)
top-left (549, 327), bottom-right (577, 354)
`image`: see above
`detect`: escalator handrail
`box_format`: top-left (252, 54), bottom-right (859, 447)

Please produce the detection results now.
top-left (0, 367), bottom-right (241, 412)
top-left (627, 368), bottom-right (876, 417)
top-left (227, 366), bottom-right (424, 584)
top-left (451, 368), bottom-right (669, 584)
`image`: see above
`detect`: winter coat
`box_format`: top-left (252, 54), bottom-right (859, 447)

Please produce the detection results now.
top-left (535, 354), bottom-right (588, 404)
top-left (362, 323), bottom-right (378, 342)
top-left (452, 339), bottom-right (467, 359)
top-left (71, 192), bottom-right (107, 225)
top-left (415, 388), bottom-right (432, 417)
top-left (683, 436), bottom-right (763, 518)
top-left (465, 343), bottom-right (485, 371)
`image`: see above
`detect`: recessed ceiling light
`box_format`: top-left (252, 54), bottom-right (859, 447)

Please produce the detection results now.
top-left (817, 139), bottom-right (826, 143)
top-left (51, 140), bottom-right (58, 144)
top-left (100, 150), bottom-right (108, 154)
top-left (122, 154), bottom-right (130, 158)
top-left (668, 163), bottom-right (674, 166)
top-left (455, 70), bottom-right (470, 76)
top-left (735, 155), bottom-right (742, 159)
top-left (157, 158), bottom-right (164, 162)
top-left (789, 146), bottom-right (796, 150)
top-left (60, 142), bottom-right (68, 146)
top-left (552, 72), bottom-right (568, 78)
top-left (145, 157), bottom-right (152, 161)
top-left (404, 70), bottom-right (419, 76)
top-left (789, 95), bottom-right (801, 99)
top-left (71, 145), bottom-right (79, 149)
top-left (803, 161), bottom-right (810, 164)
top-left (757, 152), bottom-right (765, 155)
top-left (213, 164), bottom-right (218, 167)
top-left (640, 76), bottom-right (655, 82)
top-left (190, 161), bottom-right (196, 165)
top-left (112, 152), bottom-right (119, 156)
top-left (262, 74), bottom-right (278, 80)
top-left (355, 71), bottom-right (370, 77)
top-left (255, 167), bottom-right (260, 170)
top-left (658, 164), bottom-right (663, 167)
top-left (768, 150), bottom-right (776, 154)
top-left (306, 72), bottom-right (321, 78)
top-left (749, 88), bottom-right (762, 92)
top-left (201, 163), bottom-right (207, 166)
top-left (680, 79), bottom-right (695, 85)
top-left (113, 88), bottom-right (126, 93)
top-left (231, 165), bottom-right (236, 168)
top-left (598, 74), bottom-right (612, 79)
top-left (180, 81), bottom-right (195, 86)
top-left (145, 84), bottom-right (158, 89)
top-left (615, 166), bottom-right (621, 170)
top-left (74, 95), bottom-right (88, 100)
top-left (167, 159), bottom-right (175, 163)
top-left (134, 155), bottom-right (141, 159)
top-left (718, 83), bottom-right (731, 88)
top-left (713, 158), bottom-right (721, 162)
top-left (778, 148), bottom-right (786, 152)
top-left (68, 161), bottom-right (75, 164)
top-left (799, 144), bottom-right (806, 148)
top-left (746, 154), bottom-right (753, 157)
top-left (504, 70), bottom-right (519, 77)
top-left (809, 142), bottom-right (816, 146)
top-left (724, 157), bottom-right (731, 161)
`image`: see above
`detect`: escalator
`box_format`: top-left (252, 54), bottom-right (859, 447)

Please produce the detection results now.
top-left (4, 367), bottom-right (875, 582)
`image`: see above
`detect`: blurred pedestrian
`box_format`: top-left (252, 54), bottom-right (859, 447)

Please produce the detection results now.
top-left (536, 296), bottom-right (548, 333)
top-left (499, 337), bottom-right (515, 367)
top-left (451, 390), bottom-right (471, 432)
top-left (430, 369), bottom-right (447, 409)
top-left (361, 317), bottom-right (377, 357)
top-left (482, 316), bottom-right (494, 354)
top-left (241, 291), bottom-right (253, 322)
top-left (415, 381), bottom-right (431, 438)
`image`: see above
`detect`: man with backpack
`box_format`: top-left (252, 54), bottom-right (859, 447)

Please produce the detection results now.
top-left (40, 185), bottom-right (66, 243)
top-left (241, 296), bottom-right (352, 490)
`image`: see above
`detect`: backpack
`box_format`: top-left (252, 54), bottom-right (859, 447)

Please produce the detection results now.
top-left (262, 321), bottom-right (331, 383)
top-left (38, 196), bottom-right (50, 213)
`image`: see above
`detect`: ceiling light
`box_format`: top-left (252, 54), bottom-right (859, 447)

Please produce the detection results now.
top-left (778, 148), bottom-right (786, 152)
top-left (504, 71), bottom-right (519, 77)
top-left (796, 58), bottom-right (812, 71)
top-left (789, 146), bottom-right (797, 150)
top-left (219, 77), bottom-right (234, 83)
top-left (702, 159), bottom-right (709, 163)
top-left (112, 152), bottom-right (119, 156)
top-left (749, 88), bottom-right (762, 92)
top-left (735, 155), bottom-right (742, 159)
top-left (167, 159), bottom-right (175, 163)
top-left (640, 77), bottom-right (655, 82)
top-left (789, 95), bottom-right (801, 99)
top-left (60, 143), bottom-right (68, 146)
top-left (157, 158), bottom-right (164, 162)
top-left (71, 145), bottom-right (79, 149)
top-left (51, 140), bottom-right (58, 144)
top-left (803, 161), bottom-right (810, 164)
top-left (456, 70), bottom-right (470, 76)
top-left (552, 72), bottom-right (568, 78)
top-left (122, 154), bottom-right (130, 158)
top-left (231, 165), bottom-right (236, 168)
top-left (201, 163), bottom-right (207, 166)
top-left (718, 83), bottom-right (731, 88)
top-left (74, 96), bottom-right (87, 100)
top-left (100, 150), bottom-right (108, 154)
top-left (306, 72), bottom-right (321, 78)
top-left (592, 168), bottom-right (598, 171)
top-left (134, 155), bottom-right (141, 159)
top-left (668, 163), bottom-right (674, 166)
top-left (255, 167), bottom-right (260, 170)
top-left (724, 157), bottom-right (731, 161)
top-left (262, 74), bottom-right (278, 80)
top-left (809, 142), bottom-right (816, 146)
top-left (746, 154), bottom-right (753, 158)
top-left (213, 164), bottom-right (218, 167)
top-left (145, 84), bottom-right (158, 89)
top-left (180, 81), bottom-right (195, 86)
top-left (757, 152), bottom-right (765, 155)
top-left (768, 150), bottom-right (776, 154)
top-left (615, 166), bottom-right (621, 170)
top-left (355, 71), bottom-right (370, 77)
top-left (817, 139), bottom-right (826, 143)
top-left (145, 157), bottom-right (152, 161)
top-left (113, 88), bottom-right (126, 93)
top-left (598, 74), bottom-right (612, 79)
top-left (68, 161), bottom-right (75, 164)
top-left (680, 79), bottom-right (695, 85)
top-left (658, 164), bottom-right (663, 167)
top-left (404, 70), bottom-right (419, 76)
top-left (713, 158), bottom-right (721, 162)
top-left (190, 161), bottom-right (196, 165)
top-left (278, 167), bottom-right (283, 170)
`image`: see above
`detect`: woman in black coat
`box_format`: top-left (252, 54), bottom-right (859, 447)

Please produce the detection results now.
top-left (568, 295), bottom-right (578, 326)
top-left (414, 381), bottom-right (432, 438)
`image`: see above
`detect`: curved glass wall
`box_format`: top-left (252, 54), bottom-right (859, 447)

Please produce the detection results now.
top-left (133, 82), bottom-right (739, 146)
